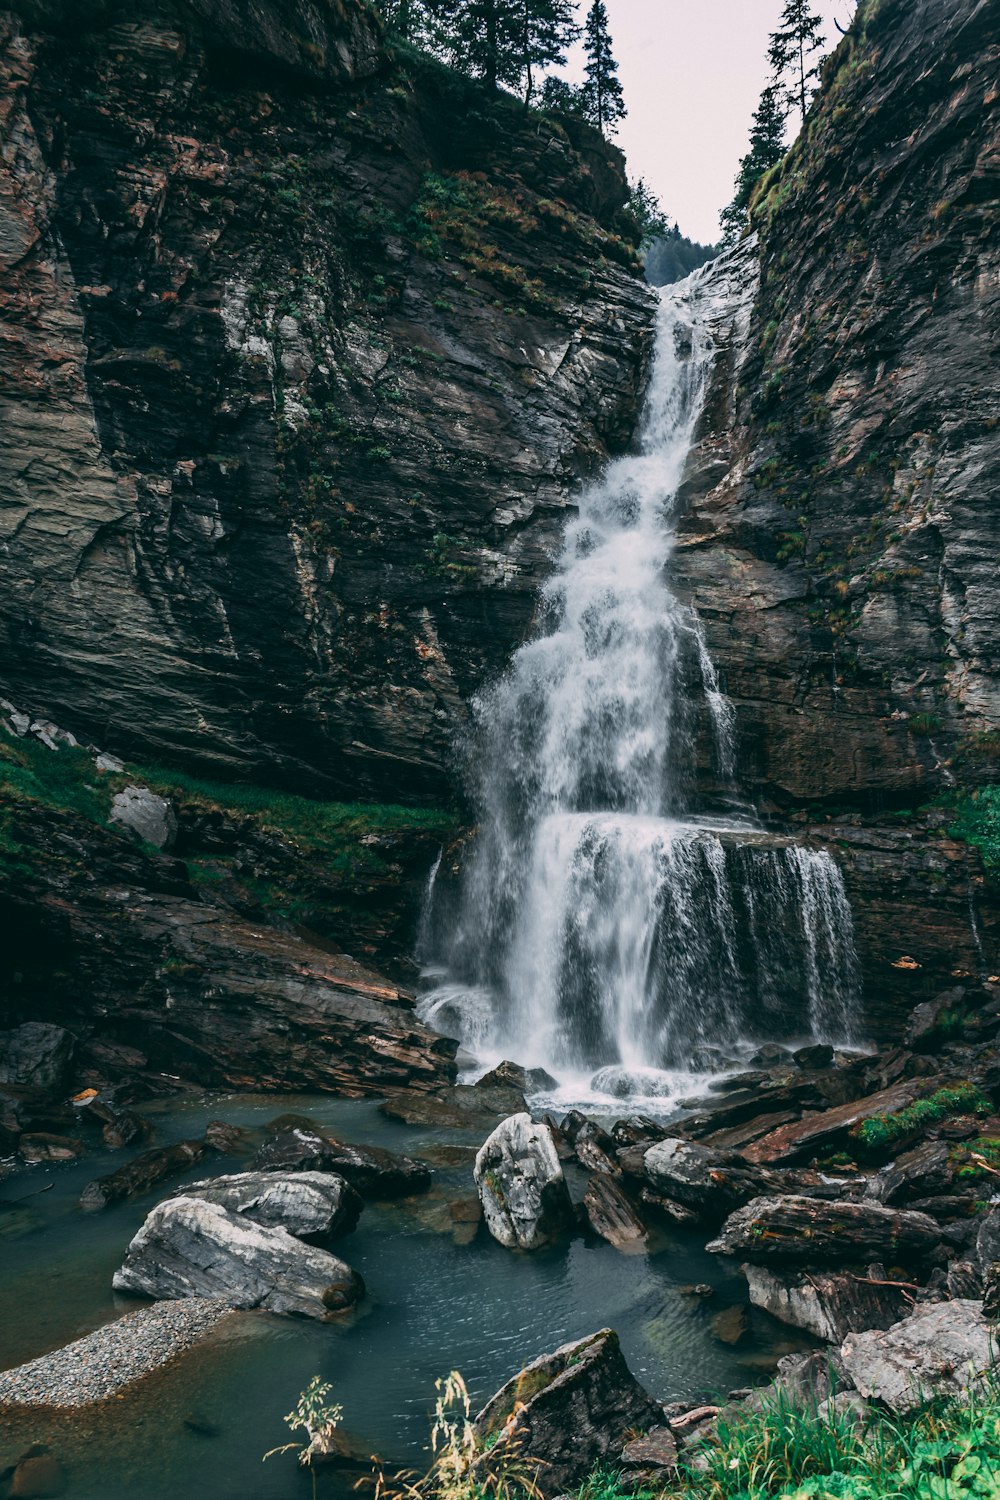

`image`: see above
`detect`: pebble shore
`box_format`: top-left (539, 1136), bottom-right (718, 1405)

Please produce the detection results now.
top-left (0, 1299), bottom-right (234, 1408)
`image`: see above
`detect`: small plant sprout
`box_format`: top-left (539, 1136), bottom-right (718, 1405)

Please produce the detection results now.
top-left (264, 1376), bottom-right (344, 1499)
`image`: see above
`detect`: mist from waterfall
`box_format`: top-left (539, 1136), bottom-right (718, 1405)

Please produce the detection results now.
top-left (420, 263), bottom-right (861, 1103)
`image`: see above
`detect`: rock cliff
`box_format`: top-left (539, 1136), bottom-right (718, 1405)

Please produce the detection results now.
top-left (675, 0), bottom-right (1000, 1024)
top-left (0, 0), bottom-right (653, 1092)
top-left (0, 0), bottom-right (654, 803)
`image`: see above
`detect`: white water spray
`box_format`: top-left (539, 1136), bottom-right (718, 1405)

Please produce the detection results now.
top-left (421, 263), bottom-right (860, 1102)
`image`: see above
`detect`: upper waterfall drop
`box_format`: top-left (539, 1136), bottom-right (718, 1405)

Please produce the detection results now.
top-left (421, 259), bottom-right (861, 1102)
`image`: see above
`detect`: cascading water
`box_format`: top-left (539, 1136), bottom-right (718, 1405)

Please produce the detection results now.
top-left (420, 260), bottom-right (861, 1102)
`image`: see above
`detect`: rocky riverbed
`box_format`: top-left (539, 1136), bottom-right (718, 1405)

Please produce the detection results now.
top-left (5, 988), bottom-right (1000, 1496)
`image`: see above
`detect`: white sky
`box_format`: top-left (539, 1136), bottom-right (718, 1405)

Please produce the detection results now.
top-left (563, 0), bottom-right (857, 243)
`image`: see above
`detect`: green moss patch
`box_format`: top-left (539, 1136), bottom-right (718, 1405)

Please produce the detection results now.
top-left (852, 1082), bottom-right (991, 1154)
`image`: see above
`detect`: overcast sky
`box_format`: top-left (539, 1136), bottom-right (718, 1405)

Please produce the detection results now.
top-left (563, 0), bottom-right (857, 244)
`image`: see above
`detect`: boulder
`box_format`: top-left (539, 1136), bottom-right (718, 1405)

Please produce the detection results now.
top-left (744, 1265), bottom-right (911, 1342)
top-left (905, 988), bottom-right (965, 1050)
top-left (79, 1139), bottom-right (205, 1211)
top-left (168, 1170), bottom-right (362, 1240)
top-left (620, 1427), bottom-right (678, 1473)
top-left (113, 1196), bottom-right (364, 1317)
top-left (0, 1023), bottom-right (76, 1094)
top-left (574, 1121), bottom-right (619, 1174)
top-left (793, 1043), bottom-right (835, 1070)
top-left (841, 1300), bottom-right (994, 1413)
top-left (251, 1125), bottom-right (430, 1197)
top-left (19, 1133), bottom-right (83, 1162)
top-left (109, 785), bottom-right (177, 849)
top-left (475, 1329), bottom-right (663, 1495)
top-left (871, 1140), bottom-right (954, 1206)
top-left (975, 1205), bottom-right (1000, 1272)
top-left (476, 1061), bottom-right (558, 1093)
top-left (643, 1138), bottom-right (765, 1222)
top-left (706, 1195), bottom-right (942, 1267)
top-left (611, 1116), bottom-right (666, 1147)
top-left (474, 1114), bottom-right (573, 1251)
top-left (583, 1174), bottom-right (647, 1251)
top-left (204, 1119), bottom-right (251, 1153)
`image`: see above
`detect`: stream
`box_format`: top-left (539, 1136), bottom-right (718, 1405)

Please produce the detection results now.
top-left (0, 1089), bottom-right (814, 1499)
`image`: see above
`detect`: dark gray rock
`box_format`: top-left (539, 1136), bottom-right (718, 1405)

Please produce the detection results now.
top-left (251, 1126), bottom-right (430, 1198)
top-left (976, 1205), bottom-right (1000, 1272)
top-left (0, 1023), bottom-right (76, 1094)
top-left (475, 1114), bottom-right (573, 1251)
top-left (841, 1300), bottom-right (994, 1413)
top-left (905, 988), bottom-right (965, 1051)
top-left (168, 1170), bottom-right (362, 1240)
top-left (113, 1196), bottom-right (364, 1317)
top-left (872, 1140), bottom-right (954, 1206)
top-left (707, 1195), bottom-right (942, 1267)
top-left (643, 1138), bottom-right (765, 1222)
top-left (793, 1043), bottom-right (835, 1071)
top-left (79, 1139), bottom-right (206, 1211)
top-left (583, 1174), bottom-right (647, 1251)
top-left (475, 1329), bottom-right (663, 1495)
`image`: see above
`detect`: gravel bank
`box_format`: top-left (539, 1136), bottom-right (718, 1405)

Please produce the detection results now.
top-left (0, 1299), bottom-right (235, 1408)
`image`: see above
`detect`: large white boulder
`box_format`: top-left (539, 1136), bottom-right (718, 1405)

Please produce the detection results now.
top-left (474, 1112), bottom-right (573, 1250)
top-left (113, 1195), bottom-right (364, 1317)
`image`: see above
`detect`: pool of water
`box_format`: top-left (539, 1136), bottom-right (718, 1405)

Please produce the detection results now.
top-left (0, 1090), bottom-right (813, 1499)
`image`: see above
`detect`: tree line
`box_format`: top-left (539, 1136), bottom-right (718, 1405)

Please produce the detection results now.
top-left (373, 0), bottom-right (626, 131)
top-left (720, 0), bottom-right (829, 244)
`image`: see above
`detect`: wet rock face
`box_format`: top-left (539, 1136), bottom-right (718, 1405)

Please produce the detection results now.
top-left (671, 0), bottom-right (1000, 1024)
top-left (0, 3), bottom-right (654, 802)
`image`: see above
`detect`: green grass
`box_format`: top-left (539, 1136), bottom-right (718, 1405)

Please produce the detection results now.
top-left (852, 1082), bottom-right (991, 1154)
top-left (950, 788), bottom-right (1000, 873)
top-left (574, 1381), bottom-right (1000, 1500)
top-left (0, 724), bottom-right (456, 883)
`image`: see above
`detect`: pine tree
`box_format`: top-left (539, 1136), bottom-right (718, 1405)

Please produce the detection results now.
top-left (719, 82), bottom-right (788, 245)
top-left (767, 0), bottom-right (825, 124)
top-left (581, 0), bottom-right (625, 135)
top-left (515, 0), bottom-right (580, 108)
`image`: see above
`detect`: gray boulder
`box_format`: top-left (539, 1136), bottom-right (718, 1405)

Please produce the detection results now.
top-left (643, 1138), bottom-right (764, 1222)
top-left (168, 1170), bottom-right (362, 1240)
top-left (110, 785), bottom-right (177, 849)
top-left (113, 1196), bottom-right (364, 1318)
top-left (474, 1113), bottom-right (573, 1251)
top-left (841, 1299), bottom-right (994, 1413)
top-left (745, 1265), bottom-right (911, 1343)
top-left (707, 1195), bottom-right (942, 1267)
top-left (0, 1022), bottom-right (76, 1093)
top-left (251, 1123), bottom-right (430, 1197)
top-left (475, 1329), bottom-right (663, 1495)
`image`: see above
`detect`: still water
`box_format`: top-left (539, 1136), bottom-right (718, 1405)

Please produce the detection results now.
top-left (0, 1091), bottom-right (812, 1499)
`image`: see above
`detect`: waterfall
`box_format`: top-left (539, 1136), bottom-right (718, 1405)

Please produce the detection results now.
top-left (420, 263), bottom-right (861, 1102)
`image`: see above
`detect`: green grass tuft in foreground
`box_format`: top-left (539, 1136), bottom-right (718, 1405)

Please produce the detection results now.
top-left (574, 1382), bottom-right (1000, 1500)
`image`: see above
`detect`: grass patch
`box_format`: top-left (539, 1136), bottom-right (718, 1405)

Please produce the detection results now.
top-left (575, 1381), bottom-right (1000, 1500)
top-left (852, 1082), bottom-right (991, 1154)
top-left (0, 724), bottom-right (456, 884)
top-left (950, 788), bottom-right (1000, 873)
